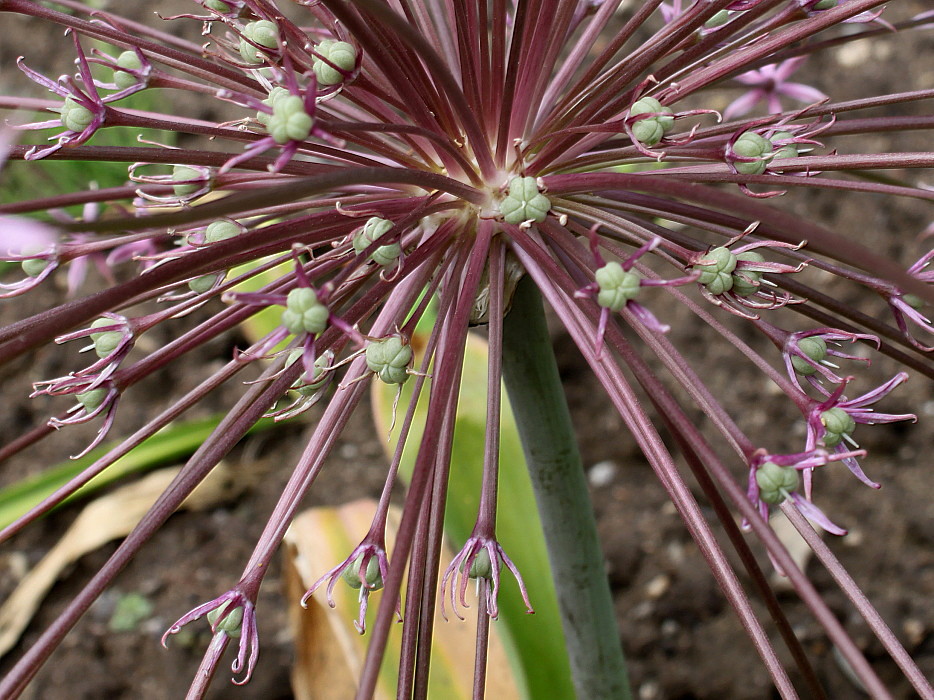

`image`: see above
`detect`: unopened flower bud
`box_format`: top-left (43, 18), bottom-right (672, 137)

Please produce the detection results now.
top-left (365, 335), bottom-right (413, 384)
top-left (207, 604), bottom-right (244, 638)
top-left (114, 51), bottom-right (143, 90)
top-left (731, 251), bottom-right (764, 297)
top-left (282, 287), bottom-right (329, 335)
top-left (755, 461), bottom-right (799, 505)
top-left (595, 261), bottom-right (641, 311)
top-left (204, 220), bottom-right (241, 243)
top-left (694, 246), bottom-right (737, 295)
top-left (239, 20), bottom-right (279, 63)
top-left (732, 132), bottom-right (772, 176)
top-left (629, 96), bottom-right (674, 146)
top-left (172, 165), bottom-right (202, 197)
top-left (769, 131), bottom-right (799, 161)
top-left (60, 96), bottom-right (94, 133)
top-left (256, 86), bottom-right (289, 126)
top-left (353, 217), bottom-right (401, 267)
top-left (267, 95), bottom-right (313, 144)
top-left (499, 176), bottom-right (550, 224)
top-left (89, 318), bottom-right (123, 359)
top-left (77, 388), bottom-right (108, 412)
top-left (791, 336), bottom-right (828, 375)
top-left (820, 406), bottom-right (856, 447)
top-left (313, 40), bottom-right (357, 86)
top-left (342, 554), bottom-right (383, 590)
top-left (21, 254), bottom-right (50, 278)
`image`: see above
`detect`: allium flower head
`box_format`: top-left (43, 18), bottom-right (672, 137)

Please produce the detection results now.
top-left (0, 1), bottom-right (932, 698)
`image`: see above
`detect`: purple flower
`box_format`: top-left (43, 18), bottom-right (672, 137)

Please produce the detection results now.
top-left (885, 249), bottom-right (934, 351)
top-left (746, 448), bottom-right (859, 535)
top-left (804, 373), bottom-right (916, 491)
top-left (162, 586), bottom-right (259, 685)
top-left (301, 542), bottom-right (390, 634)
top-left (440, 535), bottom-right (533, 621)
top-left (724, 57), bottom-right (827, 121)
top-left (15, 31), bottom-right (108, 160)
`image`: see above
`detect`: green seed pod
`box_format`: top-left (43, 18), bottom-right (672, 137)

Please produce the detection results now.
top-left (769, 131), bottom-right (798, 161)
top-left (731, 250), bottom-right (765, 297)
top-left (594, 261), bottom-right (641, 311)
top-left (204, 219), bottom-right (241, 243)
top-left (239, 20), bottom-right (279, 63)
top-left (89, 318), bottom-right (124, 359)
top-left (694, 246), bottom-right (737, 295)
top-left (172, 165), bottom-right (202, 197)
top-left (207, 604), bottom-right (243, 638)
top-left (342, 554), bottom-right (384, 590)
top-left (188, 272), bottom-right (224, 294)
top-left (820, 406), bottom-right (856, 447)
top-left (77, 388), bottom-right (108, 412)
top-left (499, 176), bottom-right (551, 224)
top-left (732, 132), bottom-right (773, 176)
top-left (812, 0), bottom-right (837, 9)
top-left (755, 461), bottom-right (799, 505)
top-left (60, 96), bottom-right (94, 133)
top-left (266, 94), bottom-right (313, 145)
top-left (629, 96), bottom-right (675, 146)
top-left (353, 217), bottom-right (402, 267)
top-left (256, 86), bottom-right (290, 126)
top-left (21, 255), bottom-right (50, 278)
top-left (313, 40), bottom-right (357, 86)
top-left (281, 287), bottom-right (329, 336)
top-left (204, 0), bottom-right (232, 11)
top-left (365, 335), bottom-right (413, 385)
top-left (113, 50), bottom-right (143, 90)
top-left (791, 336), bottom-right (828, 375)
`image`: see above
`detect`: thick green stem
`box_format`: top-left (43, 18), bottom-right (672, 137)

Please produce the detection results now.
top-left (501, 277), bottom-right (631, 700)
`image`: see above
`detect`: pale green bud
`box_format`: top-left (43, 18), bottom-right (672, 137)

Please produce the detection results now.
top-left (791, 336), bottom-right (828, 375)
top-left (282, 287), bottom-right (329, 335)
top-left (21, 255), bottom-right (50, 278)
top-left (630, 97), bottom-right (674, 146)
top-left (820, 407), bottom-right (856, 447)
top-left (731, 250), bottom-right (764, 297)
top-left (89, 318), bottom-right (123, 359)
top-left (60, 96), bottom-right (94, 133)
top-left (313, 40), bottom-right (357, 86)
top-left (365, 335), bottom-right (413, 384)
top-left (594, 261), bottom-right (640, 311)
top-left (207, 604), bottom-right (243, 638)
top-left (77, 388), bottom-right (108, 412)
top-left (114, 51), bottom-right (143, 90)
top-left (694, 246), bottom-right (737, 295)
top-left (499, 176), bottom-right (551, 224)
top-left (172, 165), bottom-right (203, 197)
top-left (755, 461), bottom-right (799, 505)
top-left (188, 272), bottom-right (223, 294)
top-left (239, 20), bottom-right (278, 63)
top-left (204, 220), bottom-right (240, 243)
top-left (769, 131), bottom-right (798, 161)
top-left (342, 554), bottom-right (383, 590)
top-left (353, 217), bottom-right (401, 267)
top-left (267, 94), bottom-right (313, 144)
top-left (732, 132), bottom-right (772, 176)
top-left (256, 86), bottom-right (290, 126)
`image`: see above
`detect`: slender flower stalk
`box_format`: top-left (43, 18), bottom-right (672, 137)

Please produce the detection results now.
top-left (0, 0), bottom-right (932, 698)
